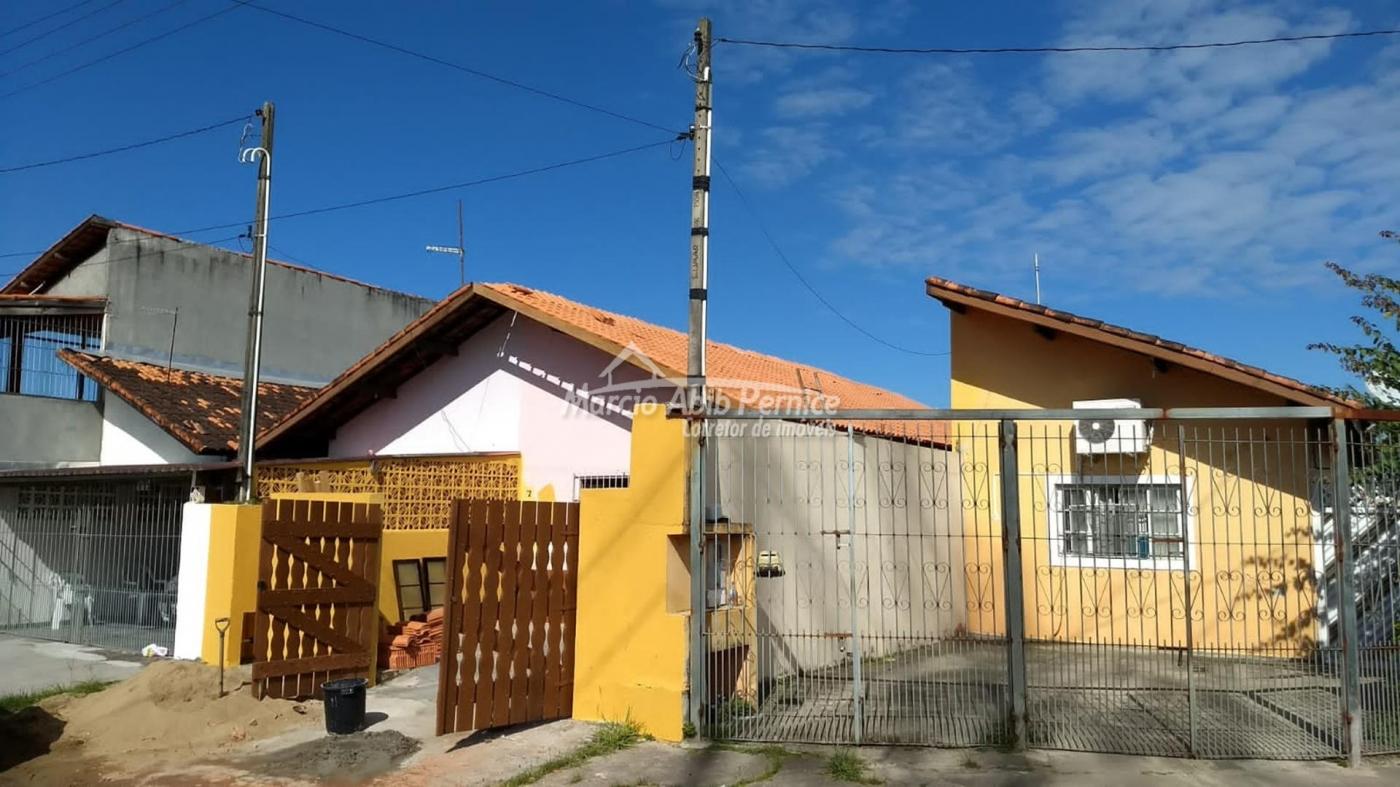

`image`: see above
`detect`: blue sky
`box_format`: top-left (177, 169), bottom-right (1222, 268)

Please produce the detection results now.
top-left (1, 0), bottom-right (1397, 406)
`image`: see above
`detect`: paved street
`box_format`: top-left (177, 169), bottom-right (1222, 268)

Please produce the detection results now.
top-left (0, 633), bottom-right (143, 696)
top-left (534, 740), bottom-right (1400, 786)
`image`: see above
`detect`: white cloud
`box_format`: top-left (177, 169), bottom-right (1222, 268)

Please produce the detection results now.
top-left (815, 0), bottom-right (1400, 298)
top-left (740, 125), bottom-right (839, 187)
top-left (775, 86), bottom-right (874, 117)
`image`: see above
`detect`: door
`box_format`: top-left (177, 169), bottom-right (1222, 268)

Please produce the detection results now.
top-left (437, 499), bottom-right (578, 735)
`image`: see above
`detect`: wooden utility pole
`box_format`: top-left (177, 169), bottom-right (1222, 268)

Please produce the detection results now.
top-left (685, 16), bottom-right (712, 738)
top-left (236, 101), bottom-right (275, 502)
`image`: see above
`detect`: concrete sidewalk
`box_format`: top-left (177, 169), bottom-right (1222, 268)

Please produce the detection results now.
top-left (0, 634), bottom-right (143, 695)
top-left (535, 740), bottom-right (1400, 786)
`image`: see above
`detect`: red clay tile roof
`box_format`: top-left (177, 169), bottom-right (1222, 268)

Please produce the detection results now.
top-left (58, 350), bottom-right (317, 455)
top-left (926, 275), bottom-right (1355, 408)
top-left (259, 282), bottom-right (941, 452)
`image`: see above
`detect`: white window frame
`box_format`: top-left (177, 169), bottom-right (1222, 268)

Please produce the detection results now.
top-left (1045, 474), bottom-right (1195, 571)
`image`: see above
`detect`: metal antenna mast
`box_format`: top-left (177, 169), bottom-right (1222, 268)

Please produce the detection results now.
top-left (1034, 252), bottom-right (1042, 304)
top-left (426, 199), bottom-right (467, 287)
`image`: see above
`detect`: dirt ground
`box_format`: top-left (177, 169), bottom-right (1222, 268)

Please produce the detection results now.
top-left (238, 730), bottom-right (421, 782)
top-left (0, 660), bottom-right (319, 785)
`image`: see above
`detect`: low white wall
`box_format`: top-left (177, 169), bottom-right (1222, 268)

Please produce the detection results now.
top-left (172, 502), bottom-right (213, 660)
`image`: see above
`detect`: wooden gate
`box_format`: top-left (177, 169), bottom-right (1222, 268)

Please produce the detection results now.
top-left (252, 498), bottom-right (383, 699)
top-left (437, 500), bottom-right (579, 735)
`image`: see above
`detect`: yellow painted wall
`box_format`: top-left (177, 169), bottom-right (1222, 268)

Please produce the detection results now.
top-left (376, 528), bottom-right (450, 629)
top-left (572, 402), bottom-right (690, 741)
top-left (949, 307), bottom-right (1325, 654)
top-left (200, 504), bottom-right (263, 666)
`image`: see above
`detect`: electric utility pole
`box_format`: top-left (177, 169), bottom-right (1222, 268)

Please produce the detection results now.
top-left (236, 101), bottom-right (275, 502)
top-left (426, 199), bottom-right (467, 287)
top-left (685, 16), bottom-right (712, 738)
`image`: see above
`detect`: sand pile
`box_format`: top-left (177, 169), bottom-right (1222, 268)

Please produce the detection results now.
top-left (3, 660), bottom-right (320, 782)
top-left (58, 659), bottom-right (318, 759)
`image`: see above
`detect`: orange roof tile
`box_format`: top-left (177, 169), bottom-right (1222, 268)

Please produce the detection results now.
top-left (259, 283), bottom-right (942, 452)
top-left (926, 275), bottom-right (1355, 408)
top-left (59, 350), bottom-right (317, 455)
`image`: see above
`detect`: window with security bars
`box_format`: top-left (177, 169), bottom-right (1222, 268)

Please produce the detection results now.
top-left (1058, 481), bottom-right (1184, 560)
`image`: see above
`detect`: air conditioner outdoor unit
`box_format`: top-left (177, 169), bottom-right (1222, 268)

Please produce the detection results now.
top-left (1073, 398), bottom-right (1151, 455)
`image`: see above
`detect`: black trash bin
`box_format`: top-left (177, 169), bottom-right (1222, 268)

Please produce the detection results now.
top-left (322, 678), bottom-right (368, 735)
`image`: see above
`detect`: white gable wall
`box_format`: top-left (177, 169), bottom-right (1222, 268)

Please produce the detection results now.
top-left (99, 397), bottom-right (219, 466)
top-left (327, 314), bottom-right (658, 500)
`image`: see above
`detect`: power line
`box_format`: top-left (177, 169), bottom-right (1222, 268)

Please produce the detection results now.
top-left (254, 136), bottom-right (682, 224)
top-left (0, 0), bottom-right (128, 57)
top-left (716, 28), bottom-right (1400, 55)
top-left (231, 0), bottom-right (683, 135)
top-left (714, 160), bottom-right (948, 358)
top-left (1, 0), bottom-right (196, 79)
top-left (1, 2), bottom-right (242, 99)
top-left (0, 136), bottom-right (681, 259)
top-left (0, 114), bottom-right (248, 174)
top-left (1, 0), bottom-right (101, 39)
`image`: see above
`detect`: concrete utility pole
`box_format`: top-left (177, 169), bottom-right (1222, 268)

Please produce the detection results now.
top-left (686, 18), bottom-right (712, 413)
top-left (685, 16), bottom-right (713, 739)
top-left (236, 101), bottom-right (275, 502)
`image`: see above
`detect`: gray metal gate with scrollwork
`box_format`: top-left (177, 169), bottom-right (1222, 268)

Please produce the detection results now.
top-left (693, 409), bottom-right (1400, 763)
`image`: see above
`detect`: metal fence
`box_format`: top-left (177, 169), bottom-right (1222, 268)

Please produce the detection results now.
top-left (690, 408), bottom-right (1400, 764)
top-left (0, 477), bottom-right (188, 653)
top-left (0, 312), bottom-right (102, 400)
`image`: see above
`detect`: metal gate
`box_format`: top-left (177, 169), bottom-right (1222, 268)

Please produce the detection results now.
top-left (0, 477), bottom-right (187, 653)
top-left (699, 419), bottom-right (1008, 746)
top-left (693, 408), bottom-right (1400, 763)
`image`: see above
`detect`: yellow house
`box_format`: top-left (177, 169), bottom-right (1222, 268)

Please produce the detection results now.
top-left (928, 276), bottom-right (1354, 655)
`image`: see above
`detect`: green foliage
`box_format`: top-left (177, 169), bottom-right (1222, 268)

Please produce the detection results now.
top-left (500, 717), bottom-right (648, 787)
top-left (1310, 233), bottom-right (1400, 405)
top-left (0, 679), bottom-right (112, 713)
top-left (825, 750), bottom-right (880, 784)
top-left (709, 742), bottom-right (797, 785)
top-left (707, 696), bottom-right (759, 740)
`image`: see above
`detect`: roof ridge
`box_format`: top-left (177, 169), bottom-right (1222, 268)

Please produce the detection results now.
top-left (108, 222), bottom-right (429, 301)
top-left (479, 282), bottom-right (924, 404)
top-left (64, 349), bottom-right (317, 390)
top-left (925, 274), bottom-right (1353, 408)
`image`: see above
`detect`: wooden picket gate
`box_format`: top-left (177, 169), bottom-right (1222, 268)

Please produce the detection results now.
top-left (436, 499), bottom-right (579, 735)
top-left (251, 498), bottom-right (383, 699)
